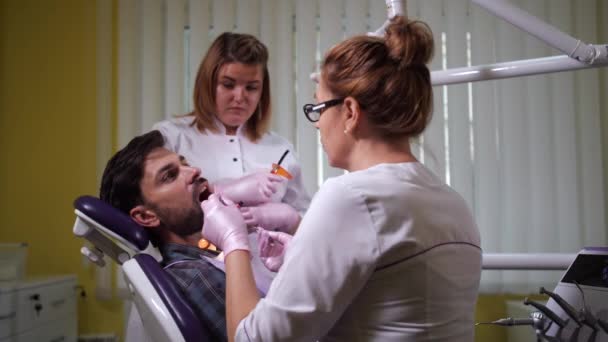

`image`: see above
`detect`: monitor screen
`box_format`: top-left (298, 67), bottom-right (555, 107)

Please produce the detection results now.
top-left (561, 254), bottom-right (608, 288)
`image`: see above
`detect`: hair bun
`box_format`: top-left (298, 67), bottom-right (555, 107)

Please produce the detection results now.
top-left (385, 16), bottom-right (434, 69)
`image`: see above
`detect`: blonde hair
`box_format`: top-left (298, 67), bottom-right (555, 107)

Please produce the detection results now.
top-left (189, 32), bottom-right (271, 142)
top-left (321, 16), bottom-right (434, 139)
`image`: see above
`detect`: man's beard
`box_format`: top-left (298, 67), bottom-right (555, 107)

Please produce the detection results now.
top-left (148, 177), bottom-right (208, 238)
top-left (154, 202), bottom-right (203, 238)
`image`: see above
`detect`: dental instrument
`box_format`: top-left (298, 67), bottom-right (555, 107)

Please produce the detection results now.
top-left (271, 149), bottom-right (293, 180)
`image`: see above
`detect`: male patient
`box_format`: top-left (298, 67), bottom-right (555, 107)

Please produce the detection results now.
top-left (99, 130), bottom-right (294, 341)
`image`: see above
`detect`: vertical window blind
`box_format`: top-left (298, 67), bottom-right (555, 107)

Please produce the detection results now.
top-left (111, 0), bottom-right (607, 294)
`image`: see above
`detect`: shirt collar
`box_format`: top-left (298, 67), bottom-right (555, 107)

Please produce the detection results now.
top-left (159, 242), bottom-right (219, 266)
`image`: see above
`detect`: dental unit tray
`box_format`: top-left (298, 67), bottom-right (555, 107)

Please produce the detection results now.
top-left (480, 248), bottom-right (608, 342)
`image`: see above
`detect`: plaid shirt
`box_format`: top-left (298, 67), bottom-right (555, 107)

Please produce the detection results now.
top-left (160, 243), bottom-right (227, 342)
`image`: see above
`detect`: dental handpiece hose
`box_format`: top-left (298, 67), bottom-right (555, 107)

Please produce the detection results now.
top-left (539, 287), bottom-right (581, 326)
top-left (524, 298), bottom-right (567, 328)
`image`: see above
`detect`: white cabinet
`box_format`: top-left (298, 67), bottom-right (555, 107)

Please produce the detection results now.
top-left (0, 275), bottom-right (77, 342)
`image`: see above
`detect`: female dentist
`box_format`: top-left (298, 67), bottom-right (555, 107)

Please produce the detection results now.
top-left (153, 32), bottom-right (310, 234)
top-left (202, 16), bottom-right (482, 342)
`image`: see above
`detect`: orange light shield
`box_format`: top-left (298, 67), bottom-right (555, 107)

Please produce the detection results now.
top-left (271, 163), bottom-right (293, 179)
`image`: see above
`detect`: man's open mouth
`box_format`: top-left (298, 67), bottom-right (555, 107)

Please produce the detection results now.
top-left (195, 177), bottom-right (211, 203)
top-left (198, 186), bottom-right (211, 202)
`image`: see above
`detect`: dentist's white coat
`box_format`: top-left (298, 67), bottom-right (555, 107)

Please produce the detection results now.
top-left (238, 162), bottom-right (482, 342)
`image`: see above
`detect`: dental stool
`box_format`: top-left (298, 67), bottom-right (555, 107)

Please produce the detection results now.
top-left (72, 195), bottom-right (211, 342)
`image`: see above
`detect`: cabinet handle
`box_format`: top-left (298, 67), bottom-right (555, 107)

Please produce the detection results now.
top-left (49, 335), bottom-right (65, 342)
top-left (0, 311), bottom-right (16, 320)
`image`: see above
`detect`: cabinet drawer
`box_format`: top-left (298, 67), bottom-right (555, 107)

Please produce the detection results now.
top-left (14, 278), bottom-right (76, 336)
top-left (0, 287), bottom-right (17, 339)
top-left (4, 314), bottom-right (77, 342)
top-left (0, 311), bottom-right (16, 340)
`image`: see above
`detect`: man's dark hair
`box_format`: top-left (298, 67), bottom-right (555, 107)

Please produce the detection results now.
top-left (100, 130), bottom-right (165, 214)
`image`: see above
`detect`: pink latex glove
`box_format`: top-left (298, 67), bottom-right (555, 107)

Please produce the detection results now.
top-left (213, 171), bottom-right (283, 206)
top-left (240, 202), bottom-right (300, 234)
top-left (257, 229), bottom-right (292, 272)
top-left (201, 193), bottom-right (250, 257)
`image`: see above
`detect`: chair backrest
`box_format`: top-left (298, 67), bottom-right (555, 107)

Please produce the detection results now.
top-left (123, 254), bottom-right (212, 342)
top-left (72, 195), bottom-right (212, 342)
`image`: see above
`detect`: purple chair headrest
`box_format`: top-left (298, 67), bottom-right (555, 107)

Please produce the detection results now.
top-left (74, 195), bottom-right (150, 251)
top-left (135, 254), bottom-right (212, 341)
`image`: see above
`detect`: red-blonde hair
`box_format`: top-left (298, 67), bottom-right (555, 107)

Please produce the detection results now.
top-left (189, 32), bottom-right (271, 142)
top-left (321, 16), bottom-right (434, 140)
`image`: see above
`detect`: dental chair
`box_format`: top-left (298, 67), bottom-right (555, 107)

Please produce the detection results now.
top-left (72, 195), bottom-right (212, 342)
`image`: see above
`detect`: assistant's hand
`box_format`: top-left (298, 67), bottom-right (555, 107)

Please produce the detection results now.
top-left (213, 171), bottom-right (283, 206)
top-left (201, 194), bottom-right (249, 257)
top-left (240, 202), bottom-right (300, 234)
top-left (257, 229), bottom-right (292, 272)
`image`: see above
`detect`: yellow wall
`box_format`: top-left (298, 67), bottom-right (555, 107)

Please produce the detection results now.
top-left (0, 0), bottom-right (123, 336)
top-left (475, 295), bottom-right (508, 342)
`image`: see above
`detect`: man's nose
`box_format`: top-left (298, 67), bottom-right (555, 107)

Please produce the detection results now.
top-left (185, 166), bottom-right (201, 182)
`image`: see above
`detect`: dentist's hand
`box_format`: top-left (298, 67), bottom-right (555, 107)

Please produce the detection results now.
top-left (201, 194), bottom-right (249, 257)
top-left (240, 202), bottom-right (300, 234)
top-left (258, 229), bottom-right (292, 272)
top-left (213, 171), bottom-right (283, 206)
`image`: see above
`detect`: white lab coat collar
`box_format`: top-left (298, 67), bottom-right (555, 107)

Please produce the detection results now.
top-left (212, 116), bottom-right (247, 138)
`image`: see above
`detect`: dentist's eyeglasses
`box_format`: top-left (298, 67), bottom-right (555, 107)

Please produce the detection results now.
top-left (302, 98), bottom-right (344, 122)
